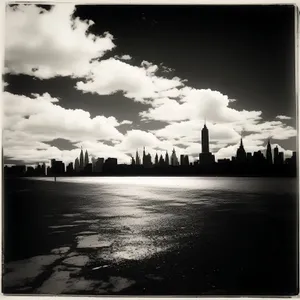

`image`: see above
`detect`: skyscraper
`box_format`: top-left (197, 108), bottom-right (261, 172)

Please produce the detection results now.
top-left (274, 146), bottom-right (279, 165)
top-left (266, 139), bottom-right (273, 164)
top-left (131, 156), bottom-right (136, 165)
top-left (171, 148), bottom-right (179, 166)
top-left (165, 151), bottom-right (169, 165)
top-left (66, 162), bottom-right (74, 174)
top-left (159, 154), bottom-right (165, 166)
top-left (95, 158), bottom-right (104, 172)
top-left (199, 122), bottom-right (215, 165)
top-left (236, 138), bottom-right (247, 163)
top-left (142, 147), bottom-right (152, 168)
top-left (84, 150), bottom-right (89, 167)
top-left (91, 156), bottom-right (96, 171)
top-left (201, 121), bottom-right (209, 153)
top-left (180, 154), bottom-right (185, 166)
top-left (155, 153), bottom-right (159, 165)
top-left (135, 150), bottom-right (141, 165)
top-left (79, 147), bottom-right (84, 171)
top-left (278, 152), bottom-right (284, 165)
top-left (75, 157), bottom-right (80, 172)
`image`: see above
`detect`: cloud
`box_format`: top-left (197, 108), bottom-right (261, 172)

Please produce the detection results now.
top-left (116, 130), bottom-right (162, 151)
top-left (140, 88), bottom-right (262, 124)
top-left (3, 92), bottom-right (125, 150)
top-left (5, 4), bottom-right (115, 79)
top-left (153, 120), bottom-right (240, 143)
top-left (3, 4), bottom-right (296, 165)
top-left (276, 115), bottom-right (292, 120)
top-left (76, 58), bottom-right (184, 103)
top-left (115, 54), bottom-right (132, 60)
top-left (120, 120), bottom-right (133, 125)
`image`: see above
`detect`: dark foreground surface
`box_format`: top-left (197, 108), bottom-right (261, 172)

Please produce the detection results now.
top-left (3, 176), bottom-right (299, 296)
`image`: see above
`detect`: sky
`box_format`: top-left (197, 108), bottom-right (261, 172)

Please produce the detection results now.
top-left (2, 4), bottom-right (297, 166)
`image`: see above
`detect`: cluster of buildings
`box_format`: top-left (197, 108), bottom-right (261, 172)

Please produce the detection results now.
top-left (48, 148), bottom-right (117, 176)
top-left (131, 147), bottom-right (183, 167)
top-left (4, 123), bottom-right (297, 177)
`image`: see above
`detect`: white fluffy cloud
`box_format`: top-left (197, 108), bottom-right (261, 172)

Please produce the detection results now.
top-left (4, 4), bottom-right (296, 165)
top-left (141, 88), bottom-right (262, 124)
top-left (276, 115), bottom-right (292, 120)
top-left (3, 91), bottom-right (130, 164)
top-left (5, 4), bottom-right (115, 78)
top-left (76, 58), bottom-right (184, 102)
top-left (120, 120), bottom-right (133, 125)
top-left (115, 54), bottom-right (132, 60)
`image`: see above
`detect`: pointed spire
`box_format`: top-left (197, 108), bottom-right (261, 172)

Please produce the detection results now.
top-left (240, 138), bottom-right (243, 148)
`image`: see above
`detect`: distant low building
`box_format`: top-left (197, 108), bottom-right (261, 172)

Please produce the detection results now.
top-left (50, 159), bottom-right (65, 175)
top-left (94, 158), bottom-right (104, 172)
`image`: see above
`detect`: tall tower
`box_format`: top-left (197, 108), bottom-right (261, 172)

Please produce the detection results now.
top-left (84, 150), bottom-right (89, 167)
top-left (131, 156), bottom-right (136, 165)
top-left (155, 153), bottom-right (159, 165)
top-left (274, 146), bottom-right (279, 165)
top-left (159, 154), bottom-right (165, 165)
top-left (79, 147), bottom-right (84, 171)
top-left (91, 156), bottom-right (96, 171)
top-left (75, 157), bottom-right (80, 172)
top-left (142, 147), bottom-right (146, 166)
top-left (236, 138), bottom-right (247, 163)
top-left (165, 151), bottom-right (169, 165)
top-left (171, 148), bottom-right (179, 166)
top-left (266, 139), bottom-right (273, 164)
top-left (201, 121), bottom-right (209, 153)
top-left (135, 150), bottom-right (140, 165)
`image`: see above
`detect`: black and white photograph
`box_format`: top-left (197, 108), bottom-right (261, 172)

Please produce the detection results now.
top-left (2, 2), bottom-right (299, 296)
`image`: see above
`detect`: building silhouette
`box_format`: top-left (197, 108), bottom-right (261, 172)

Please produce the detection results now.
top-left (103, 158), bottom-right (118, 172)
top-left (66, 162), bottom-right (74, 174)
top-left (180, 154), bottom-right (189, 166)
top-left (159, 154), bottom-right (165, 166)
top-left (274, 146), bottom-right (279, 164)
top-left (279, 152), bottom-right (284, 165)
top-left (143, 147), bottom-right (152, 168)
top-left (84, 163), bottom-right (93, 173)
top-left (236, 138), bottom-right (247, 164)
top-left (91, 156), bottom-right (96, 171)
top-left (131, 156), bottom-right (136, 165)
top-left (165, 151), bottom-right (170, 165)
top-left (84, 150), bottom-right (89, 167)
top-left (135, 150), bottom-right (141, 165)
top-left (79, 147), bottom-right (84, 171)
top-left (266, 139), bottom-right (273, 164)
top-left (50, 159), bottom-right (65, 175)
top-left (171, 148), bottom-right (179, 166)
top-left (94, 157), bottom-right (104, 172)
top-left (155, 153), bottom-right (159, 165)
top-left (75, 157), bottom-right (80, 172)
top-left (199, 122), bottom-right (215, 165)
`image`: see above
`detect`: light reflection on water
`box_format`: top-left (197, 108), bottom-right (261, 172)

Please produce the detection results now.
top-left (29, 176), bottom-right (296, 194)
top-left (28, 176), bottom-right (297, 264)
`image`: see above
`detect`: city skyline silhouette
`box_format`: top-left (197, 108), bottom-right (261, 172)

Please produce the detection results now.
top-left (5, 122), bottom-right (297, 177)
top-left (2, 3), bottom-right (298, 297)
top-left (3, 4), bottom-right (296, 168)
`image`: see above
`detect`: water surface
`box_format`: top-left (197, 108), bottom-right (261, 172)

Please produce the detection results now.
top-left (3, 177), bottom-right (298, 295)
